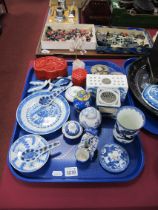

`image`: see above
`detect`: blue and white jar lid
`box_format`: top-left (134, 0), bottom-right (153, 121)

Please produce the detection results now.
top-left (99, 144), bottom-right (130, 173)
top-left (65, 86), bottom-right (84, 102)
top-left (62, 121), bottom-right (83, 139)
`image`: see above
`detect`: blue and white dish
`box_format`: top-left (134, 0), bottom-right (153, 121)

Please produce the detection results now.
top-left (62, 121), bottom-right (83, 139)
top-left (79, 107), bottom-right (102, 129)
top-left (99, 144), bottom-right (129, 173)
top-left (142, 85), bottom-right (158, 111)
top-left (78, 132), bottom-right (99, 159)
top-left (16, 92), bottom-right (70, 135)
top-left (9, 135), bottom-right (49, 173)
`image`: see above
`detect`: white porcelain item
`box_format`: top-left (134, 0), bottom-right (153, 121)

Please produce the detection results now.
top-left (113, 106), bottom-right (145, 143)
top-left (72, 59), bottom-right (85, 70)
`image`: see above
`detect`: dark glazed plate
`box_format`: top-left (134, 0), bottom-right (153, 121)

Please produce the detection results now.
top-left (127, 56), bottom-right (158, 117)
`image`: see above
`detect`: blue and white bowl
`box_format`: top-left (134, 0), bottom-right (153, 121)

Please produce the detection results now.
top-left (99, 144), bottom-right (130, 173)
top-left (142, 85), bottom-right (158, 111)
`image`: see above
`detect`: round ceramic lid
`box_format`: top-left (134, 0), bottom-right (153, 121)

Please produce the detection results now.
top-left (62, 121), bottom-right (83, 139)
top-left (65, 86), bottom-right (84, 102)
top-left (9, 135), bottom-right (49, 173)
top-left (99, 144), bottom-right (130, 173)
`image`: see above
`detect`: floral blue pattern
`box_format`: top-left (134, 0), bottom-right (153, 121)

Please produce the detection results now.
top-left (142, 85), bottom-right (158, 111)
top-left (99, 144), bottom-right (129, 173)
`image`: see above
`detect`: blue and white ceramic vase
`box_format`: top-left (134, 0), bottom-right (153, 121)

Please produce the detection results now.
top-left (113, 106), bottom-right (145, 143)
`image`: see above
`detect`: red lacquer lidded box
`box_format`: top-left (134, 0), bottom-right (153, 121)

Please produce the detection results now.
top-left (33, 56), bottom-right (67, 80)
top-left (72, 68), bottom-right (88, 87)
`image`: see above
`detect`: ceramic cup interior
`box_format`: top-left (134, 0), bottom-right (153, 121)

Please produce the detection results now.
top-left (117, 106), bottom-right (145, 130)
top-left (75, 148), bottom-right (89, 162)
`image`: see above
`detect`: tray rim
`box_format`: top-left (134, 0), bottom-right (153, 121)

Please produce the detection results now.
top-left (8, 60), bottom-right (145, 183)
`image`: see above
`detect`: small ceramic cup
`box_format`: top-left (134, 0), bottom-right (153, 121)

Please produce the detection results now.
top-left (113, 106), bottom-right (145, 143)
top-left (75, 148), bottom-right (89, 163)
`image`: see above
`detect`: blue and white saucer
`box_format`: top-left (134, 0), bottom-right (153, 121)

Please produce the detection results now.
top-left (99, 144), bottom-right (129, 173)
top-left (142, 85), bottom-right (158, 111)
top-left (62, 121), bottom-right (83, 139)
top-left (16, 92), bottom-right (70, 135)
top-left (9, 135), bottom-right (49, 173)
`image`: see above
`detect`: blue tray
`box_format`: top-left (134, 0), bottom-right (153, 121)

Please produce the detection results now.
top-left (8, 60), bottom-right (144, 182)
top-left (124, 58), bottom-right (158, 135)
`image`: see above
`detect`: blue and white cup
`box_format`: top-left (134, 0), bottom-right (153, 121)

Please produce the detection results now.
top-left (113, 106), bottom-right (145, 143)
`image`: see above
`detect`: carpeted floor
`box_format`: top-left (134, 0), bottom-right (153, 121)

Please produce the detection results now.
top-left (0, 0), bottom-right (49, 175)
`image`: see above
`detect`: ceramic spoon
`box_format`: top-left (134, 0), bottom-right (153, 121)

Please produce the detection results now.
top-left (18, 141), bottom-right (60, 162)
top-left (39, 82), bottom-right (72, 106)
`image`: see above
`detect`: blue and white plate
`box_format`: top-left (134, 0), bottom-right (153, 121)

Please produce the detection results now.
top-left (9, 135), bottom-right (49, 173)
top-left (142, 85), bottom-right (158, 111)
top-left (99, 144), bottom-right (129, 173)
top-left (16, 92), bottom-right (70, 135)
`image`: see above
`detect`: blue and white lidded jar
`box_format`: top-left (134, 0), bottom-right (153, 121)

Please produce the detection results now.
top-left (73, 90), bottom-right (91, 111)
top-left (79, 107), bottom-right (102, 129)
top-left (62, 121), bottom-right (83, 139)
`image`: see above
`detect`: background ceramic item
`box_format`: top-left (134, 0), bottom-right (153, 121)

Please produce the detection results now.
top-left (142, 85), bottom-right (158, 111)
top-left (99, 144), bottom-right (130, 173)
top-left (73, 90), bottom-right (91, 111)
top-left (65, 86), bottom-right (84, 102)
top-left (91, 64), bottom-right (109, 75)
top-left (113, 106), bottom-right (145, 143)
top-left (79, 107), bottom-right (102, 129)
top-left (16, 92), bottom-right (70, 135)
top-left (9, 135), bottom-right (50, 173)
top-left (62, 121), bottom-right (83, 139)
top-left (75, 148), bottom-right (90, 162)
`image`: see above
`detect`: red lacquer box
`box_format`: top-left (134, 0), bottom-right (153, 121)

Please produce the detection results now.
top-left (72, 68), bottom-right (87, 87)
top-left (33, 56), bottom-right (67, 80)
